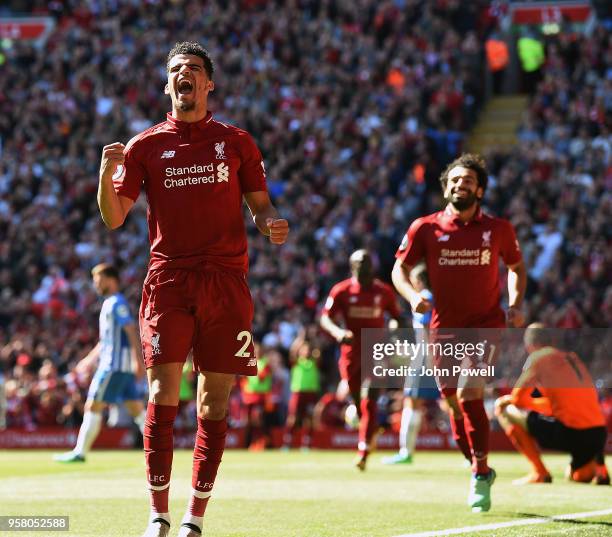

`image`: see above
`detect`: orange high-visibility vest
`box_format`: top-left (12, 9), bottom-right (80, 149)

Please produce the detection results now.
top-left (486, 39), bottom-right (509, 72)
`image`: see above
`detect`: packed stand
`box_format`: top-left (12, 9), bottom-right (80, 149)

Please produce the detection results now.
top-left (482, 24), bottom-right (612, 390)
top-left (0, 1), bottom-right (608, 431)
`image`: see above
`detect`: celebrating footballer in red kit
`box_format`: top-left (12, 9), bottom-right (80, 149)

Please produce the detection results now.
top-left (321, 249), bottom-right (402, 471)
top-left (97, 42), bottom-right (289, 537)
top-left (392, 154), bottom-right (526, 513)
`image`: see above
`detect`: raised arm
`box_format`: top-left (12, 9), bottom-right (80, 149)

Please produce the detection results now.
top-left (243, 191), bottom-right (289, 244)
top-left (97, 143), bottom-right (135, 229)
top-left (288, 328), bottom-right (306, 364)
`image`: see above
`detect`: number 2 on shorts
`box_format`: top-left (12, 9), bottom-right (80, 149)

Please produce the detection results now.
top-left (235, 330), bottom-right (252, 358)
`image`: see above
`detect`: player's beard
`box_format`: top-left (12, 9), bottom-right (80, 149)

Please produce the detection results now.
top-left (446, 190), bottom-right (479, 211)
top-left (178, 100), bottom-right (196, 111)
top-left (356, 268), bottom-right (373, 285)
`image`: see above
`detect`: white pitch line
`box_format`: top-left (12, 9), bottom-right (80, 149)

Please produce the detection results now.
top-left (392, 508), bottom-right (612, 537)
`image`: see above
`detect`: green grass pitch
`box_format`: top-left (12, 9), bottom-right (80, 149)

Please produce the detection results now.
top-left (0, 450), bottom-right (610, 537)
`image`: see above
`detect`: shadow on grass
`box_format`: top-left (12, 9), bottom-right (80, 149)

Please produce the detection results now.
top-left (507, 512), bottom-right (612, 530)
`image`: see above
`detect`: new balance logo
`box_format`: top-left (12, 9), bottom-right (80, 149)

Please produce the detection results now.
top-left (437, 234), bottom-right (450, 242)
top-left (217, 162), bottom-right (229, 182)
top-left (161, 150), bottom-right (175, 159)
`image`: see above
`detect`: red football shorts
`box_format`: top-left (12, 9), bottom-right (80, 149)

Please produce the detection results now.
top-left (139, 267), bottom-right (256, 375)
top-left (431, 327), bottom-right (502, 398)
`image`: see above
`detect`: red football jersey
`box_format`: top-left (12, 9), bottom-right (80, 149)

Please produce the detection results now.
top-left (322, 277), bottom-right (401, 356)
top-left (395, 206), bottom-right (522, 328)
top-left (113, 112), bottom-right (267, 273)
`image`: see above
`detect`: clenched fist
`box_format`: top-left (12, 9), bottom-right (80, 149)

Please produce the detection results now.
top-left (266, 218), bottom-right (289, 244)
top-left (100, 142), bottom-right (126, 181)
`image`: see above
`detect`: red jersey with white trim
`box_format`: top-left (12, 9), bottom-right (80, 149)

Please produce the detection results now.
top-left (113, 112), bottom-right (267, 273)
top-left (322, 278), bottom-right (401, 358)
top-left (395, 207), bottom-right (521, 328)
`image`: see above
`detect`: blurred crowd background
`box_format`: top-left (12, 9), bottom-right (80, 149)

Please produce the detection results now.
top-left (0, 0), bottom-right (610, 433)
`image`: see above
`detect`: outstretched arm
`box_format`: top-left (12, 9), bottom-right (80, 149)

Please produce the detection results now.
top-left (243, 191), bottom-right (289, 244)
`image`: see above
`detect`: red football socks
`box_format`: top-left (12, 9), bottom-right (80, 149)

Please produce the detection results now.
top-left (358, 398), bottom-right (378, 453)
top-left (505, 424), bottom-right (549, 476)
top-left (189, 417), bottom-right (227, 517)
top-left (144, 402), bottom-right (178, 516)
top-left (449, 412), bottom-right (472, 462)
top-left (460, 399), bottom-right (490, 475)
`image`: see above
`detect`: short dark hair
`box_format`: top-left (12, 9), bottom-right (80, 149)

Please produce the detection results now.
top-left (91, 263), bottom-right (120, 282)
top-left (523, 322), bottom-right (557, 348)
top-left (167, 42), bottom-right (214, 79)
top-left (439, 153), bottom-right (488, 193)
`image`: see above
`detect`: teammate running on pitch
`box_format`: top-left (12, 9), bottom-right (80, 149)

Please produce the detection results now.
top-left (383, 264), bottom-right (440, 465)
top-left (54, 263), bottom-right (145, 463)
top-left (321, 249), bottom-right (402, 470)
top-left (98, 42), bottom-right (288, 537)
top-left (392, 153), bottom-right (526, 512)
top-left (495, 323), bottom-right (609, 485)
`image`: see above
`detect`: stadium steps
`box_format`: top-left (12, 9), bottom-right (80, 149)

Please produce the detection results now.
top-left (467, 95), bottom-right (529, 154)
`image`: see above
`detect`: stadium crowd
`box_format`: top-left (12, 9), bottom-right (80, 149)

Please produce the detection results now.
top-left (0, 1), bottom-right (609, 430)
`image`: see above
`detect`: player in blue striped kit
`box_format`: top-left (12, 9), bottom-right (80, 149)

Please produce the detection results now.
top-left (383, 263), bottom-right (439, 465)
top-left (55, 264), bottom-right (145, 462)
